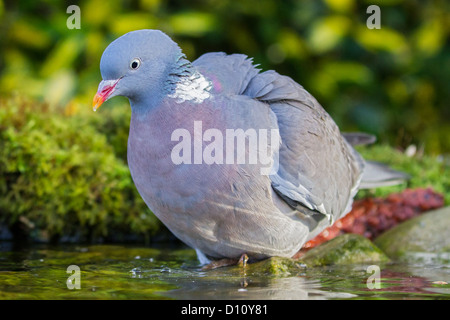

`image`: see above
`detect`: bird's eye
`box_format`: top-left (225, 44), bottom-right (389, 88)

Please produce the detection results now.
top-left (130, 58), bottom-right (141, 70)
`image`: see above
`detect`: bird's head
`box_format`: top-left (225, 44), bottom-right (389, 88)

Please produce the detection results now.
top-left (93, 29), bottom-right (183, 111)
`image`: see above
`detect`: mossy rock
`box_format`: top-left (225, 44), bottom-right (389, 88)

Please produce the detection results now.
top-left (247, 257), bottom-right (306, 276)
top-left (374, 206), bottom-right (450, 264)
top-left (207, 257), bottom-right (305, 277)
top-left (299, 233), bottom-right (389, 267)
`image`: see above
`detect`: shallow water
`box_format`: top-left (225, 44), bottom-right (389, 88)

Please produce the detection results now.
top-left (0, 243), bottom-right (449, 300)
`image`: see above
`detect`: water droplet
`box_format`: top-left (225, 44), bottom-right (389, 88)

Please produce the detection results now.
top-left (130, 267), bottom-right (142, 278)
top-left (160, 266), bottom-right (171, 273)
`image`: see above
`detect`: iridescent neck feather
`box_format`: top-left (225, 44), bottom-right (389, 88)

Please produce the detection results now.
top-left (166, 55), bottom-right (212, 104)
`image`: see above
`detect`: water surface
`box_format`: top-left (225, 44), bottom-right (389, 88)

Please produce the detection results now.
top-left (0, 243), bottom-right (448, 300)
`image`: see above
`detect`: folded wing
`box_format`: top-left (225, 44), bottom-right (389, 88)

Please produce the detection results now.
top-left (243, 70), bottom-right (364, 224)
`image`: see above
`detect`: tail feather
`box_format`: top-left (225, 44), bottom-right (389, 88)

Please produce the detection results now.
top-left (360, 160), bottom-right (410, 189)
top-left (342, 132), bottom-right (377, 146)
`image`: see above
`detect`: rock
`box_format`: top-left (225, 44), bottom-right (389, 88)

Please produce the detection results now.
top-left (374, 206), bottom-right (450, 264)
top-left (248, 257), bottom-right (306, 276)
top-left (299, 233), bottom-right (389, 267)
top-left (203, 256), bottom-right (306, 278)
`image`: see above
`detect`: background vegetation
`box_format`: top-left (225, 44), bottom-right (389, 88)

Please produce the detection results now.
top-left (0, 96), bottom-right (159, 243)
top-left (0, 0), bottom-right (448, 242)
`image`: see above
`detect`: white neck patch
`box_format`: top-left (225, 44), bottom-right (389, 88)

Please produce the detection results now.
top-left (168, 71), bottom-right (212, 104)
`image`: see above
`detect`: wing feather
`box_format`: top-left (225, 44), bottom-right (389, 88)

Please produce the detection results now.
top-left (244, 70), bottom-right (364, 223)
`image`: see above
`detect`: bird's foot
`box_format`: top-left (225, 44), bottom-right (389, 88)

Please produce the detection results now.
top-left (201, 253), bottom-right (249, 271)
top-left (201, 258), bottom-right (239, 270)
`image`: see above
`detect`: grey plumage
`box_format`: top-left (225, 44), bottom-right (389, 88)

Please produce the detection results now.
top-left (93, 30), bottom-right (407, 263)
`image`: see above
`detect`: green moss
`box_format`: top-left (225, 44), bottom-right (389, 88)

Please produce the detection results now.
top-left (0, 96), bottom-right (159, 242)
top-left (247, 257), bottom-right (306, 276)
top-left (356, 144), bottom-right (450, 204)
top-left (299, 234), bottom-right (389, 267)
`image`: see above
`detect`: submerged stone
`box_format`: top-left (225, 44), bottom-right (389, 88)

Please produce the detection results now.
top-left (208, 256), bottom-right (306, 277)
top-left (299, 233), bottom-right (389, 267)
top-left (374, 206), bottom-right (450, 264)
top-left (247, 257), bottom-right (306, 276)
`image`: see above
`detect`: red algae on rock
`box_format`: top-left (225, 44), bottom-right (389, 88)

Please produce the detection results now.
top-left (302, 188), bottom-right (444, 250)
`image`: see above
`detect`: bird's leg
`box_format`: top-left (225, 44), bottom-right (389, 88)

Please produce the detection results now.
top-left (238, 254), bottom-right (249, 289)
top-left (238, 253), bottom-right (249, 267)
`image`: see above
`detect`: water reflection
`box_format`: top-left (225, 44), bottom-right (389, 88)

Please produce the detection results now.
top-left (164, 275), bottom-right (358, 300)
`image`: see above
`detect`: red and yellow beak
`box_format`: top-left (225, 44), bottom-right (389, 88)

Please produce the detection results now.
top-left (92, 79), bottom-right (121, 111)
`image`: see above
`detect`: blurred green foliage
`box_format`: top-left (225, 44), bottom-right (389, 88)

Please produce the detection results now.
top-left (0, 0), bottom-right (448, 153)
top-left (0, 96), bottom-right (159, 242)
top-left (356, 144), bottom-right (450, 204)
